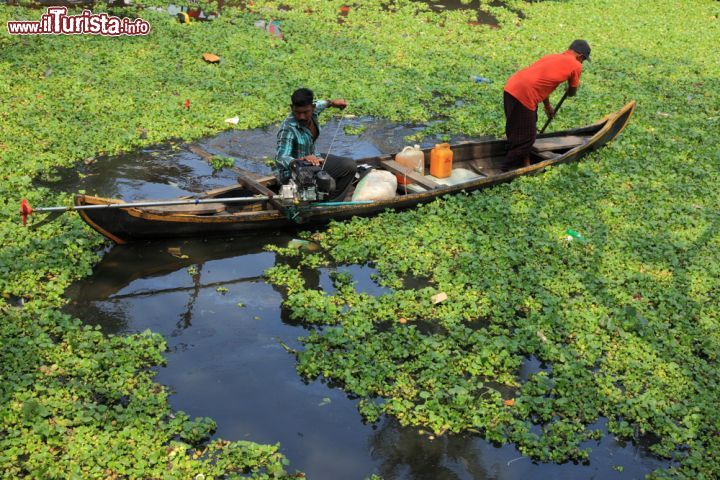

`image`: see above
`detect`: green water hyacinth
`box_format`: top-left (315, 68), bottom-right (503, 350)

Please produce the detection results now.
top-left (210, 154), bottom-right (236, 171)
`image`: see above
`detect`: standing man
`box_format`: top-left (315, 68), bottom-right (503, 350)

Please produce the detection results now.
top-left (275, 88), bottom-right (357, 201)
top-left (503, 39), bottom-right (591, 167)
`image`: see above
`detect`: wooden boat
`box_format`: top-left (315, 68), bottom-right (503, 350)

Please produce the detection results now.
top-left (76, 101), bottom-right (636, 244)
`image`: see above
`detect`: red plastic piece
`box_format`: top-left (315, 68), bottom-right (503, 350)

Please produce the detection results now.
top-left (267, 21), bottom-right (283, 40)
top-left (20, 198), bottom-right (33, 226)
top-left (184, 99), bottom-right (191, 110)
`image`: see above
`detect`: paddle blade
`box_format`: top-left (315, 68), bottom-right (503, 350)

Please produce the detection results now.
top-left (20, 198), bottom-right (33, 226)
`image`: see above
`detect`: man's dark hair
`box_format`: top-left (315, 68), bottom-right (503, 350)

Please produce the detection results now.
top-left (291, 88), bottom-right (314, 107)
top-left (568, 39), bottom-right (591, 61)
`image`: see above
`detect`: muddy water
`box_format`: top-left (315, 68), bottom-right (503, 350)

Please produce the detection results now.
top-left (59, 120), bottom-right (670, 479)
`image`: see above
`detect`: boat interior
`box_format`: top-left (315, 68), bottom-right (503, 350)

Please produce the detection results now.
top-left (141, 128), bottom-right (600, 217)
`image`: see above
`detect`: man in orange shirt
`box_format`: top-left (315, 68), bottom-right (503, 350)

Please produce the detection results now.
top-left (503, 40), bottom-right (591, 167)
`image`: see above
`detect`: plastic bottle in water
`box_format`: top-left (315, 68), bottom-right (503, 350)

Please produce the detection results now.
top-left (470, 75), bottom-right (493, 84)
top-left (565, 229), bottom-right (588, 244)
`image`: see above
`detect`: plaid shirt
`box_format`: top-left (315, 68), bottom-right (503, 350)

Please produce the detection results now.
top-left (274, 100), bottom-right (329, 182)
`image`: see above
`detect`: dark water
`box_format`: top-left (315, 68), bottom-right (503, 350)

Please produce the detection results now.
top-left (413, 0), bottom-right (504, 26)
top-left (42, 115), bottom-right (482, 200)
top-left (63, 235), bottom-right (669, 480)
top-left (55, 117), bottom-right (671, 479)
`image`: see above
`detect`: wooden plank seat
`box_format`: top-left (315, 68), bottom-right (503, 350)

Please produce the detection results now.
top-left (532, 150), bottom-right (561, 161)
top-left (249, 175), bottom-right (277, 186)
top-left (236, 171), bottom-right (285, 211)
top-left (532, 135), bottom-right (588, 152)
top-left (381, 160), bottom-right (441, 190)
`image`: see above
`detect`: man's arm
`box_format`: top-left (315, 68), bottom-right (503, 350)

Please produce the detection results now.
top-left (567, 66), bottom-right (581, 97)
top-left (275, 125), bottom-right (296, 179)
top-left (543, 98), bottom-right (555, 119)
top-left (316, 98), bottom-right (348, 115)
top-left (329, 98), bottom-right (347, 109)
top-left (314, 100), bottom-right (330, 115)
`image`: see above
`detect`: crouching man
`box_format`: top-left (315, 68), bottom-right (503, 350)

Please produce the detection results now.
top-left (275, 88), bottom-right (357, 201)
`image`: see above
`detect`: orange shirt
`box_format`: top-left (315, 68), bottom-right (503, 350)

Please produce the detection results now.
top-left (504, 51), bottom-right (582, 111)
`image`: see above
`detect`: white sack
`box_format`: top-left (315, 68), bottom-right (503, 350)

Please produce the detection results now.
top-left (351, 169), bottom-right (397, 202)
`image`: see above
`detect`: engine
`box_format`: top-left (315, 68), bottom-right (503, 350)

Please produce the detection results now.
top-left (279, 160), bottom-right (336, 204)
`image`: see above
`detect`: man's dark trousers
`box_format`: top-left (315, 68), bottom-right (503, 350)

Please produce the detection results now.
top-left (503, 91), bottom-right (538, 165)
top-left (319, 154), bottom-right (357, 201)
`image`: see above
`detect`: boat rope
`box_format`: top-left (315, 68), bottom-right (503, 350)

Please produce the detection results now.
top-left (321, 116), bottom-right (345, 171)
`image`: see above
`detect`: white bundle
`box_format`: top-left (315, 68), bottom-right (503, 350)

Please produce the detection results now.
top-left (351, 169), bottom-right (397, 202)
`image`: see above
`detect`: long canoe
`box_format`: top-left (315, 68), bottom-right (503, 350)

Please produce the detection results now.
top-left (76, 101), bottom-right (636, 244)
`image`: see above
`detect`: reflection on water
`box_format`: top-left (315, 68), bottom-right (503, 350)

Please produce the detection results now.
top-left (65, 233), bottom-right (669, 480)
top-left (57, 117), bottom-right (668, 479)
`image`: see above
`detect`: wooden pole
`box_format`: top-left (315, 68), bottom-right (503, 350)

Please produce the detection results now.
top-left (539, 91), bottom-right (569, 135)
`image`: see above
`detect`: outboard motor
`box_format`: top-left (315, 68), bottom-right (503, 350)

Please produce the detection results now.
top-left (314, 170), bottom-right (336, 196)
top-left (280, 159), bottom-right (336, 204)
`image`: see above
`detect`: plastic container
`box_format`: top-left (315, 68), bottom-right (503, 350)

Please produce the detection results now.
top-left (430, 143), bottom-right (453, 179)
top-left (565, 229), bottom-right (588, 244)
top-left (394, 145), bottom-right (424, 185)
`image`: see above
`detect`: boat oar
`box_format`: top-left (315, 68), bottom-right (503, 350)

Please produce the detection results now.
top-left (539, 90), bottom-right (569, 135)
top-left (19, 196), bottom-right (269, 226)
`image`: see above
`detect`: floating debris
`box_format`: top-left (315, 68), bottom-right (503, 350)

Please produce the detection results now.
top-left (167, 247), bottom-right (189, 259)
top-left (431, 292), bottom-right (448, 304)
top-left (287, 239), bottom-right (320, 251)
top-left (202, 53), bottom-right (221, 64)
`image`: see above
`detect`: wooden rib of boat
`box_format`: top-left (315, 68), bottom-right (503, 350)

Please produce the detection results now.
top-left (76, 101), bottom-right (636, 244)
